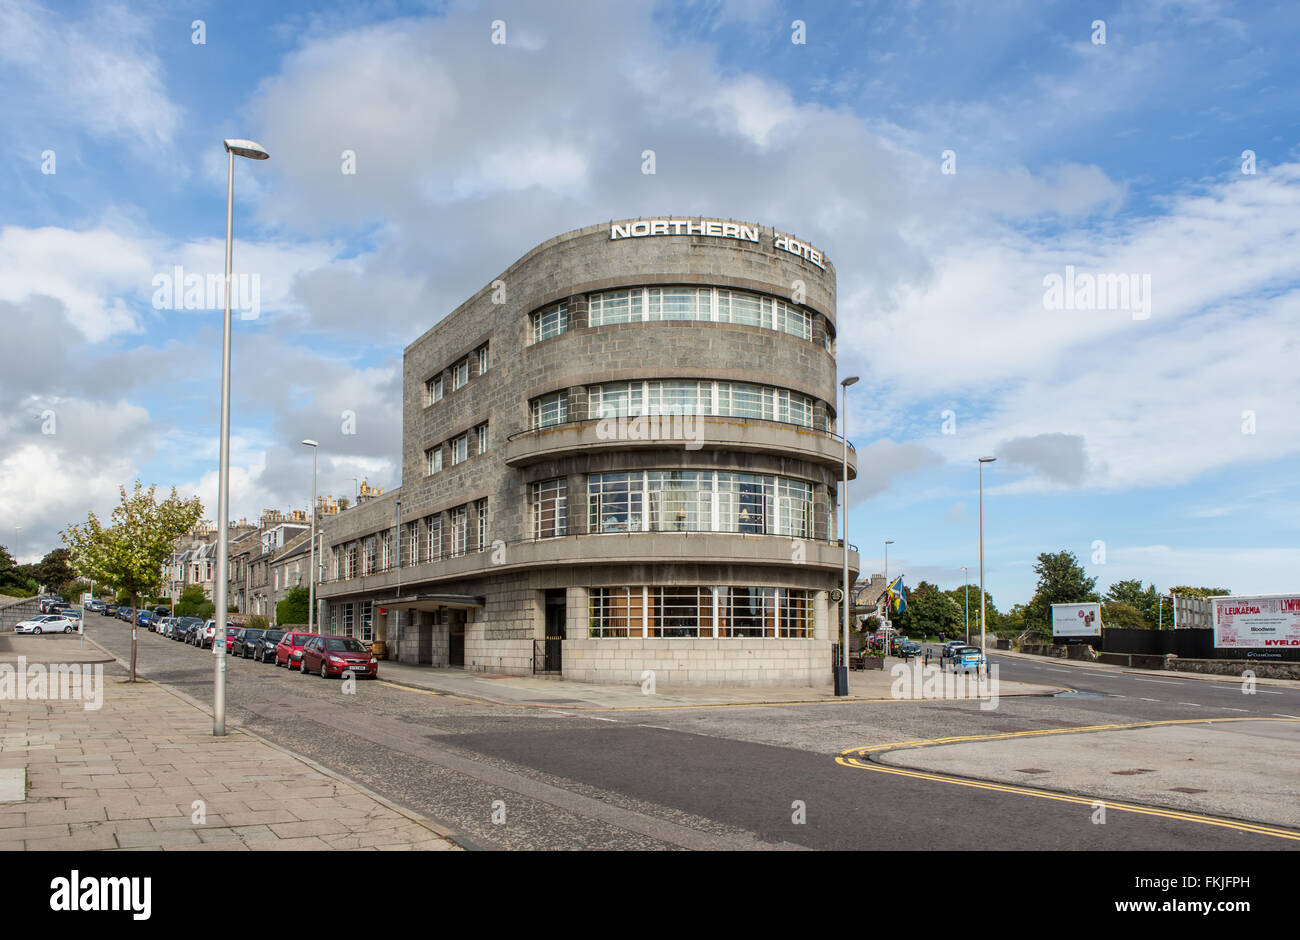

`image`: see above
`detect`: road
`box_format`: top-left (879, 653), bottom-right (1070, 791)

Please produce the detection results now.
top-left (79, 616), bottom-right (1300, 850)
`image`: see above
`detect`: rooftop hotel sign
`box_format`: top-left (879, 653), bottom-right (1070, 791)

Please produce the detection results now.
top-left (610, 219), bottom-right (826, 270)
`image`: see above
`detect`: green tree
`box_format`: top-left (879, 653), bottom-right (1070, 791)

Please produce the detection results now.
top-left (1106, 579), bottom-right (1163, 629)
top-left (34, 548), bottom-right (76, 594)
top-left (276, 586), bottom-right (311, 626)
top-left (0, 544), bottom-right (37, 596)
top-left (1025, 550), bottom-right (1099, 635)
top-left (892, 581), bottom-right (960, 638)
top-left (175, 584), bottom-right (214, 620)
top-left (1102, 600), bottom-right (1147, 629)
top-left (943, 586), bottom-right (1000, 640)
top-left (62, 482), bottom-right (204, 681)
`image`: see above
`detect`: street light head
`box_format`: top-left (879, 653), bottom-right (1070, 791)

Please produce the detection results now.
top-left (300, 439), bottom-right (318, 448)
top-left (885, 539), bottom-right (895, 545)
top-left (224, 139), bottom-right (270, 160)
top-left (979, 456), bottom-right (996, 463)
top-left (841, 376), bottom-right (860, 387)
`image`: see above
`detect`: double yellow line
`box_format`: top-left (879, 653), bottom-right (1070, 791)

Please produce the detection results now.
top-left (837, 717), bottom-right (1300, 842)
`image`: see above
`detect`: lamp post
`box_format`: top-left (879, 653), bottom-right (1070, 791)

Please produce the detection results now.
top-left (962, 566), bottom-right (969, 644)
top-left (301, 440), bottom-right (318, 636)
top-left (213, 138), bottom-right (269, 737)
top-left (837, 376), bottom-right (858, 697)
top-left (884, 539), bottom-right (894, 634)
top-left (978, 457), bottom-right (996, 662)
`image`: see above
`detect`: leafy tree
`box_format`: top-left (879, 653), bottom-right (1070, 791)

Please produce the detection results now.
top-left (175, 585), bottom-right (214, 620)
top-left (0, 544), bottom-right (37, 596)
top-left (62, 482), bottom-right (204, 681)
top-left (892, 581), bottom-right (960, 638)
top-left (336, 497), bottom-right (351, 511)
top-left (1025, 551), bottom-right (1099, 634)
top-left (35, 548), bottom-right (76, 594)
top-left (1102, 600), bottom-right (1147, 629)
top-left (944, 586), bottom-right (1000, 640)
top-left (276, 586), bottom-right (311, 626)
top-left (247, 615), bottom-right (270, 631)
top-left (1106, 579), bottom-right (1164, 629)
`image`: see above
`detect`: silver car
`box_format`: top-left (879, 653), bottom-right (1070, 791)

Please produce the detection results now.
top-left (14, 614), bottom-right (78, 634)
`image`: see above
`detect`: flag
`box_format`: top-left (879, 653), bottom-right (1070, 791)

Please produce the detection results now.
top-left (885, 576), bottom-right (907, 615)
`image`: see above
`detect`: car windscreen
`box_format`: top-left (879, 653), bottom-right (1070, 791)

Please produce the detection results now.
top-left (265, 631), bottom-right (285, 642)
top-left (325, 638), bottom-right (368, 653)
top-left (958, 648), bottom-right (981, 655)
top-left (290, 635), bottom-right (313, 644)
top-left (242, 630), bottom-right (264, 640)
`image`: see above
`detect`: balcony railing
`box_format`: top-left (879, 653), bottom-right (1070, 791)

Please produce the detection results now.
top-left (506, 415), bottom-right (857, 451)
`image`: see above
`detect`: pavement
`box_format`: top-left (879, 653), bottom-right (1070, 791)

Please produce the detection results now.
top-left (0, 634), bottom-right (462, 851)
top-left (988, 646), bottom-right (1300, 688)
top-left (867, 716), bottom-right (1300, 830)
top-left (375, 657), bottom-right (1063, 709)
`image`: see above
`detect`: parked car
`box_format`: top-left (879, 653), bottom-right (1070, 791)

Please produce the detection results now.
top-left (136, 610), bottom-right (155, 629)
top-left (939, 639), bottom-right (967, 664)
top-left (947, 645), bottom-right (985, 674)
top-left (84, 599), bottom-right (106, 614)
top-left (14, 614), bottom-right (77, 634)
top-left (224, 627), bottom-right (245, 653)
top-left (153, 606), bottom-right (171, 619)
top-left (897, 640), bottom-right (923, 660)
top-left (233, 628), bottom-right (265, 658)
top-left (153, 617), bottom-right (174, 636)
top-left (38, 595), bottom-right (66, 613)
top-left (300, 635), bottom-right (379, 679)
top-left (193, 620), bottom-right (217, 648)
top-left (103, 603), bottom-right (119, 617)
top-left (117, 606), bottom-right (134, 622)
top-left (174, 618), bottom-right (200, 643)
top-left (252, 629), bottom-right (285, 663)
top-left (888, 635), bottom-right (906, 656)
top-left (274, 631), bottom-right (319, 670)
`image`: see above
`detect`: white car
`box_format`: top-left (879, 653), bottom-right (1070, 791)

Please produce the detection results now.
top-left (14, 614), bottom-right (78, 634)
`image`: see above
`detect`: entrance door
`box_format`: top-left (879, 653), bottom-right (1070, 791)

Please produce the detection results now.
top-left (543, 589), bottom-right (566, 673)
top-left (448, 610), bottom-right (465, 667)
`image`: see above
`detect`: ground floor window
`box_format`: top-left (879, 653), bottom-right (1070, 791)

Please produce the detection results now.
top-left (589, 586), bottom-right (813, 638)
top-left (360, 604), bottom-right (374, 643)
top-left (342, 603), bottom-right (354, 637)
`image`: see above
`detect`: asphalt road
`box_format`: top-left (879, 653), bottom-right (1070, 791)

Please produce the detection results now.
top-left (77, 616), bottom-right (1299, 850)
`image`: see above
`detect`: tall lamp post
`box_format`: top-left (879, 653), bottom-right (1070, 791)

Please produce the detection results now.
top-left (883, 539), bottom-right (894, 634)
top-left (301, 440), bottom-right (319, 636)
top-left (213, 138), bottom-right (269, 737)
top-left (837, 376), bottom-right (858, 697)
top-left (962, 565), bottom-right (969, 644)
top-left (978, 457), bottom-right (996, 661)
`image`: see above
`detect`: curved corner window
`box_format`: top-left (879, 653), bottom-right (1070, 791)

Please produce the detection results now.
top-left (531, 303), bottom-right (569, 342)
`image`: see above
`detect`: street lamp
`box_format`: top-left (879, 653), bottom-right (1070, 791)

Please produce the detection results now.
top-left (978, 457), bottom-right (996, 662)
top-left (883, 539), bottom-right (894, 633)
top-left (213, 137), bottom-right (269, 737)
top-left (962, 566), bottom-right (969, 644)
top-left (301, 440), bottom-right (318, 636)
top-left (837, 376), bottom-right (858, 697)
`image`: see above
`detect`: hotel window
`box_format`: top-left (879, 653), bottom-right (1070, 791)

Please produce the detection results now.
top-left (427, 446), bottom-right (443, 475)
top-left (532, 479), bottom-right (567, 538)
top-left (360, 604), bottom-right (374, 643)
top-left (274, 569), bottom-right (280, 590)
top-left (587, 288), bottom-right (643, 325)
top-left (588, 586), bottom-right (812, 639)
top-left (587, 470), bottom-right (812, 537)
top-left (587, 286), bottom-right (815, 342)
top-left (451, 434), bottom-right (468, 466)
top-left (475, 499), bottom-right (489, 551)
top-left (453, 358), bottom-right (470, 390)
top-left (381, 531), bottom-right (391, 570)
top-left (717, 289), bottom-right (763, 327)
top-left (476, 422), bottom-right (489, 456)
top-left (531, 302), bottom-right (568, 342)
top-left (342, 603), bottom-right (354, 637)
top-left (426, 516), bottom-right (442, 562)
top-left (531, 392), bottom-right (568, 428)
top-left (363, 536), bottom-right (376, 575)
top-left (476, 343), bottom-right (489, 376)
top-left (329, 604), bottom-right (339, 631)
top-left (450, 507), bottom-right (468, 557)
top-left (589, 380), bottom-right (812, 428)
top-left (588, 472), bottom-right (643, 533)
top-left (346, 543), bottom-right (358, 579)
top-left (426, 374), bottom-right (443, 406)
top-left (646, 287), bottom-right (710, 321)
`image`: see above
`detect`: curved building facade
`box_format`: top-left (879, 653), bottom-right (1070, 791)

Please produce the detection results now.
top-left (317, 217), bottom-right (859, 688)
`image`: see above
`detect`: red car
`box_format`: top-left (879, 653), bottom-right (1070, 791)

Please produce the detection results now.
top-left (225, 627), bottom-right (245, 653)
top-left (300, 635), bottom-right (379, 679)
top-left (274, 631), bottom-right (319, 670)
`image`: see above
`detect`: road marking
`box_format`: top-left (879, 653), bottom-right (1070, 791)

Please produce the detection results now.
top-left (1274, 713), bottom-right (1300, 720)
top-left (1223, 707), bottom-right (1249, 712)
top-left (1257, 690), bottom-right (1284, 695)
top-left (587, 715), bottom-right (619, 722)
top-left (1178, 702), bottom-right (1202, 707)
top-left (1139, 698), bottom-right (1160, 702)
top-left (837, 716), bottom-right (1300, 843)
top-left (1132, 678), bottom-right (1178, 685)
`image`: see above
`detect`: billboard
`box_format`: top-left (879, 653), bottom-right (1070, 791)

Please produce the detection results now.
top-left (1211, 594), bottom-right (1300, 650)
top-left (1051, 602), bottom-right (1101, 637)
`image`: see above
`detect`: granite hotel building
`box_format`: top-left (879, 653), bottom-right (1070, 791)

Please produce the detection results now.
top-left (317, 217), bottom-right (859, 687)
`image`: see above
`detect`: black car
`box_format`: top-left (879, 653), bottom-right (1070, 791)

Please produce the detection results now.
top-left (898, 640), bottom-right (923, 660)
top-left (103, 603), bottom-right (119, 616)
top-left (174, 618), bottom-right (203, 643)
top-left (233, 628), bottom-right (266, 658)
top-left (253, 629), bottom-right (285, 663)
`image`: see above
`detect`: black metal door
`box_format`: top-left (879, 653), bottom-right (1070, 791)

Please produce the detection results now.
top-left (544, 589), bottom-right (566, 673)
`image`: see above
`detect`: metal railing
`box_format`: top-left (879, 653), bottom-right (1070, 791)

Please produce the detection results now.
top-left (506, 415), bottom-right (857, 451)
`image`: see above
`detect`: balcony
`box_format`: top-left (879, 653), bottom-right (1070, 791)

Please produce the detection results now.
top-left (317, 531), bottom-right (859, 599)
top-left (505, 417), bottom-right (857, 478)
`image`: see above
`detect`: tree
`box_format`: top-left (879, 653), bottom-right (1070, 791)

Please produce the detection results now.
top-left (892, 581), bottom-right (960, 638)
top-left (34, 548), bottom-right (76, 595)
top-left (1025, 551), bottom-right (1099, 635)
top-left (0, 544), bottom-right (37, 596)
top-left (1102, 600), bottom-right (1147, 629)
top-left (1106, 579), bottom-right (1163, 629)
top-left (175, 585), bottom-right (214, 620)
top-left (336, 497), bottom-right (351, 511)
top-left (276, 586), bottom-right (310, 626)
top-left (62, 482), bottom-right (204, 681)
top-left (943, 586), bottom-right (1000, 640)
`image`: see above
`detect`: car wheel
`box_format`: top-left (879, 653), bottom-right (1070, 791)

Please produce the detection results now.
top-left (65, 625), bottom-right (74, 634)
top-left (320, 662), bottom-right (329, 679)
top-left (33, 627), bottom-right (42, 635)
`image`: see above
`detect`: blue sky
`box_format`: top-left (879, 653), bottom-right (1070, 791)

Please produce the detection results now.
top-left (1, 0), bottom-right (1297, 609)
